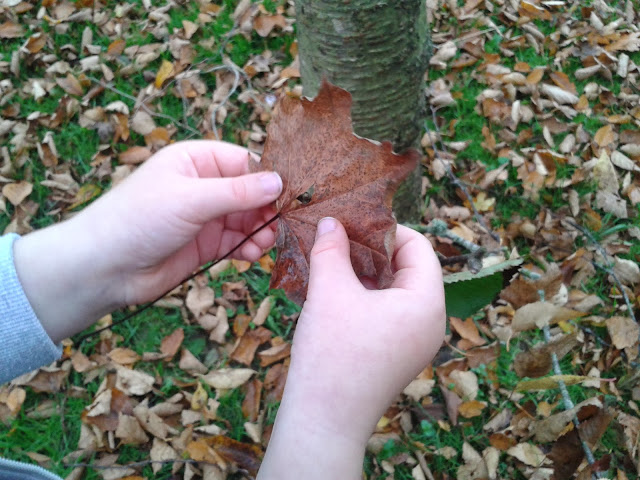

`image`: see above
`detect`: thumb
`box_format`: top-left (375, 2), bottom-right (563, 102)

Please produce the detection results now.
top-left (190, 172), bottom-right (283, 220)
top-left (308, 217), bottom-right (359, 290)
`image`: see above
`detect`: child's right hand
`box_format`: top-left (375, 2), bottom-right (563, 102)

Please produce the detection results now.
top-left (258, 218), bottom-right (445, 479)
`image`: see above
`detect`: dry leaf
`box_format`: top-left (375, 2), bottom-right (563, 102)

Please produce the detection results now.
top-left (108, 348), bottom-right (140, 365)
top-left (252, 296), bottom-right (273, 326)
top-left (458, 400), bottom-right (487, 418)
top-left (258, 342), bottom-right (291, 367)
top-left (230, 327), bottom-right (271, 365)
top-left (512, 302), bottom-right (586, 332)
top-left (514, 333), bottom-right (579, 378)
top-left (201, 368), bottom-right (255, 390)
top-left (594, 124), bottom-right (616, 148)
top-left (249, 80), bottom-right (417, 305)
top-left (155, 59), bottom-right (175, 89)
top-left (0, 21), bottom-right (24, 38)
top-left (107, 38), bottom-right (126, 57)
top-left (160, 328), bottom-right (184, 361)
top-left (516, 375), bottom-right (592, 392)
top-left (606, 316), bottom-right (639, 349)
top-left (149, 438), bottom-right (178, 474)
top-left (115, 366), bottom-right (155, 396)
top-left (2, 181), bottom-right (32, 206)
top-left (186, 285), bottom-right (215, 318)
top-left (506, 442), bottom-right (549, 466)
top-left (539, 84), bottom-right (578, 105)
top-left (119, 146), bottom-right (152, 165)
top-left (115, 414), bottom-right (149, 444)
top-left (179, 349), bottom-right (208, 374)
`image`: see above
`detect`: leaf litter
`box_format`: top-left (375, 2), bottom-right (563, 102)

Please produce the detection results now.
top-left (0, 0), bottom-right (640, 479)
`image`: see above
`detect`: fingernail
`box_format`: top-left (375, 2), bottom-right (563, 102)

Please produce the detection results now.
top-left (260, 172), bottom-right (282, 195)
top-left (316, 217), bottom-right (337, 238)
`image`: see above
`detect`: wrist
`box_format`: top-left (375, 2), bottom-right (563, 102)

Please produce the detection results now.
top-left (13, 215), bottom-right (122, 343)
top-left (258, 395), bottom-right (366, 480)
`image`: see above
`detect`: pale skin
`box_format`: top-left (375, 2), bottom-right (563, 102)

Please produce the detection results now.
top-left (12, 141), bottom-right (446, 478)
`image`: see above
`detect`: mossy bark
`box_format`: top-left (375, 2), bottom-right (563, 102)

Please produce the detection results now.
top-left (296, 0), bottom-right (430, 222)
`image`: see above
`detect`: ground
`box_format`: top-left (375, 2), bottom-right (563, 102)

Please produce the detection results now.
top-left (0, 0), bottom-right (639, 479)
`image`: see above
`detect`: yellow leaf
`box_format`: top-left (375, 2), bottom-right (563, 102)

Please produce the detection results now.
top-left (516, 375), bottom-right (591, 392)
top-left (191, 382), bottom-right (208, 411)
top-left (67, 184), bottom-right (101, 210)
top-left (155, 60), bottom-right (175, 89)
top-left (232, 258), bottom-right (252, 273)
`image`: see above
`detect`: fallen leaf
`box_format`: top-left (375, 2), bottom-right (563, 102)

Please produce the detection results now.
top-left (606, 316), bottom-right (639, 349)
top-left (0, 21), bottom-right (24, 38)
top-left (242, 378), bottom-right (262, 422)
top-left (231, 258), bottom-right (252, 273)
top-left (258, 254), bottom-right (275, 273)
top-left (540, 84), bottom-right (579, 105)
top-left (108, 348), bottom-right (140, 365)
top-left (258, 342), bottom-right (291, 367)
top-left (149, 438), bottom-right (178, 474)
top-left (253, 14), bottom-right (287, 37)
top-left (252, 296), bottom-right (273, 326)
top-left (209, 435), bottom-right (263, 477)
top-left (458, 400), bottom-right (486, 418)
top-left (115, 366), bottom-right (155, 396)
top-left (514, 333), bottom-right (579, 378)
top-left (179, 349), bottom-right (207, 374)
top-left (594, 124), bottom-right (616, 148)
top-left (186, 285), bottom-right (215, 318)
top-left (512, 302), bottom-right (586, 332)
top-left (201, 368), bottom-right (255, 390)
top-left (516, 375), bottom-right (593, 392)
top-left (25, 33), bottom-right (47, 53)
top-left (118, 146), bottom-right (152, 165)
top-left (450, 317), bottom-right (486, 347)
top-left (506, 442), bottom-right (549, 466)
top-left (107, 38), bottom-right (126, 57)
top-left (155, 59), bottom-right (175, 89)
top-left (191, 382), bottom-right (209, 410)
top-left (249, 80), bottom-right (418, 304)
top-left (2, 181), bottom-right (32, 206)
top-left (160, 328), bottom-right (184, 361)
top-left (230, 327), bottom-right (272, 365)
top-left (115, 414), bottom-right (149, 444)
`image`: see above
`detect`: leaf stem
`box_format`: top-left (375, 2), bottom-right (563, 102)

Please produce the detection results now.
top-left (76, 214), bottom-right (280, 344)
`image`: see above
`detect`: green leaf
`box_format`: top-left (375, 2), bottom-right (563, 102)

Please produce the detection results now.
top-left (444, 258), bottom-right (523, 318)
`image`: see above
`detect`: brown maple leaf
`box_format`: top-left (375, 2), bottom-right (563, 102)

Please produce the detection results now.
top-left (250, 80), bottom-right (418, 305)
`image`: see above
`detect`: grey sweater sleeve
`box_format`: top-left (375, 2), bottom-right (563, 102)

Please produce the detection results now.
top-left (0, 233), bottom-right (62, 385)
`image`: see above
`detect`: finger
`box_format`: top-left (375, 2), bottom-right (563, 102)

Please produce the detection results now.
top-left (391, 225), bottom-right (441, 292)
top-left (171, 140), bottom-right (253, 178)
top-left (186, 172), bottom-right (282, 223)
top-left (307, 218), bottom-right (359, 292)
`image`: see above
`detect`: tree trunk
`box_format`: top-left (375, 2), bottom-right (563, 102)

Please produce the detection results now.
top-left (295, 0), bottom-right (430, 223)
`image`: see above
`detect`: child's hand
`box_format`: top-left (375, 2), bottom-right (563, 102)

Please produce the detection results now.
top-left (80, 140), bottom-right (282, 305)
top-left (14, 141), bottom-right (282, 342)
top-left (258, 219), bottom-right (445, 480)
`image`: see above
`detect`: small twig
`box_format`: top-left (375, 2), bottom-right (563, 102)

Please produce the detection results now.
top-left (426, 107), bottom-right (501, 243)
top-left (87, 76), bottom-right (201, 136)
top-left (62, 458), bottom-right (219, 470)
top-left (566, 220), bottom-right (636, 326)
top-left (76, 214), bottom-right (279, 343)
top-left (524, 273), bottom-right (601, 479)
top-left (408, 220), bottom-right (483, 253)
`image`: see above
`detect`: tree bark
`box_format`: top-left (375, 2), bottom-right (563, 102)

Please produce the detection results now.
top-left (295, 0), bottom-right (430, 222)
